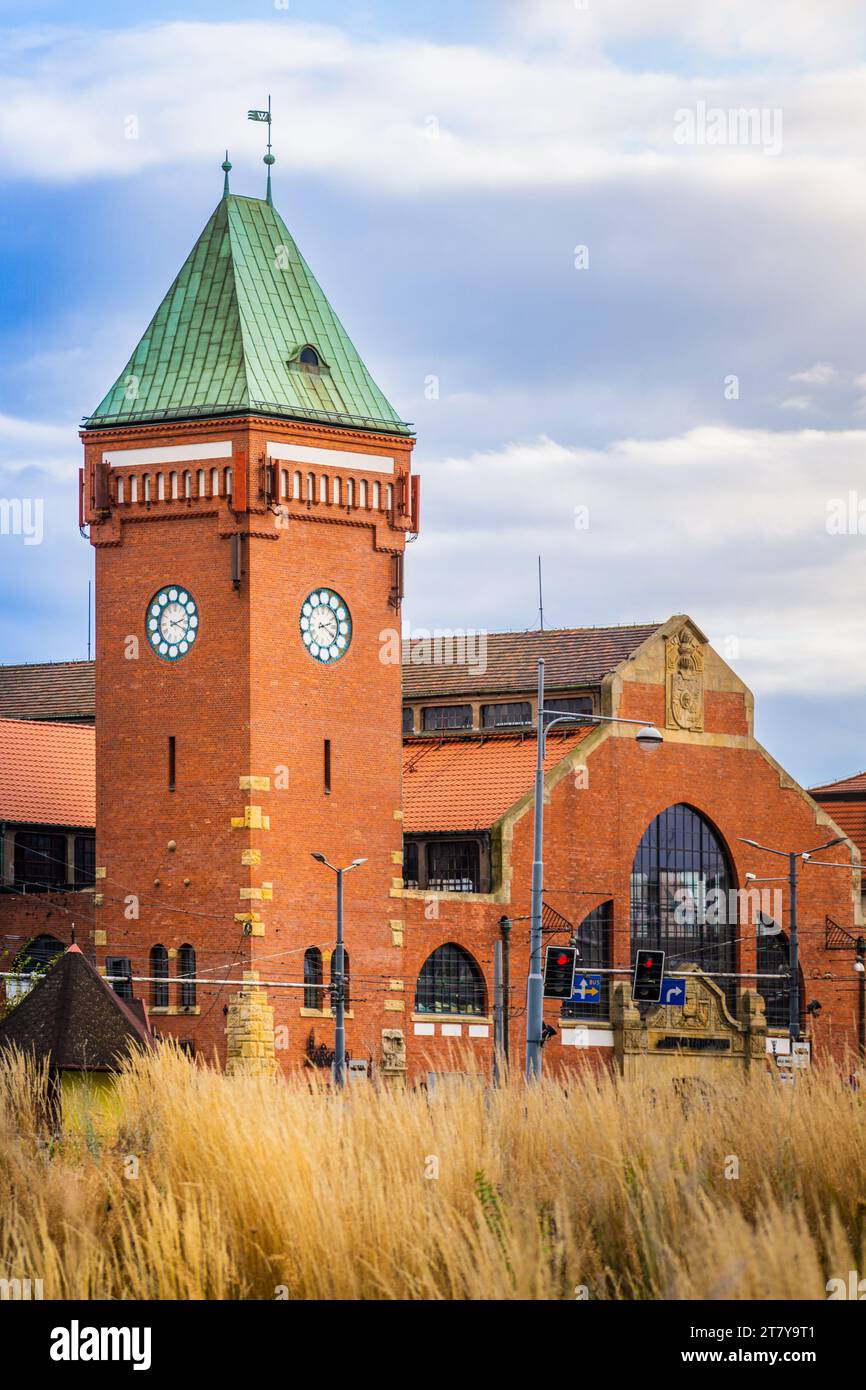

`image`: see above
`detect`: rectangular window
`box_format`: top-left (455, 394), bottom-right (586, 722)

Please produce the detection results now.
top-left (481, 701), bottom-right (531, 728)
top-left (426, 839), bottom-right (481, 893)
top-left (74, 835), bottom-right (96, 888)
top-left (421, 704), bottom-right (472, 732)
top-left (106, 956), bottom-right (133, 1002)
top-left (402, 840), bottom-right (420, 889)
top-left (402, 705), bottom-right (414, 735)
top-left (543, 696), bottom-right (594, 725)
top-left (324, 739), bottom-right (331, 795)
top-left (168, 736), bottom-right (176, 792)
top-left (14, 833), bottom-right (67, 890)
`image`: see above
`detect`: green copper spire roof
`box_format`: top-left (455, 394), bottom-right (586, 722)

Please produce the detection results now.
top-left (85, 194), bottom-right (410, 436)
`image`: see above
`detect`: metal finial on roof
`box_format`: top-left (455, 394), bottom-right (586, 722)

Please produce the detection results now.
top-left (221, 150), bottom-right (232, 197)
top-left (248, 95), bottom-right (274, 205)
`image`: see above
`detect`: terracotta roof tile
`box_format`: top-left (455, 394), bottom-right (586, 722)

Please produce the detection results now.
top-left (810, 797), bottom-right (866, 859)
top-left (0, 660), bottom-right (95, 723)
top-left (401, 624), bottom-right (660, 699)
top-left (402, 729), bottom-right (593, 833)
top-left (811, 770), bottom-right (866, 797)
top-left (0, 718), bottom-right (95, 827)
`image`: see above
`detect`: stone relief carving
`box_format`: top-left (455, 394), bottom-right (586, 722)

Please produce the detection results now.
top-left (665, 627), bottom-right (705, 731)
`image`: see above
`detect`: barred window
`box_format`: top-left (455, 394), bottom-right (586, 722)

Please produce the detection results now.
top-left (14, 832), bottom-right (67, 890)
top-left (403, 840), bottom-right (420, 889)
top-left (562, 901), bottom-right (612, 1019)
top-left (150, 945), bottom-right (169, 1008)
top-left (74, 834), bottom-right (95, 888)
top-left (304, 947), bottom-right (323, 1010)
top-left (543, 696), bottom-right (594, 725)
top-left (481, 701), bottom-right (531, 728)
top-left (427, 839), bottom-right (480, 893)
top-left (178, 944), bottom-right (196, 1008)
top-left (630, 804), bottom-right (735, 1011)
top-left (421, 704), bottom-right (472, 731)
top-left (415, 943), bottom-right (486, 1016)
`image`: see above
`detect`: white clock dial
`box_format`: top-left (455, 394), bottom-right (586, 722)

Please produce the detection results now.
top-left (147, 585), bottom-right (199, 661)
top-left (300, 587), bottom-right (351, 663)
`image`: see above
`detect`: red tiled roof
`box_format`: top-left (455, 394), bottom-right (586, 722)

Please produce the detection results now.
top-left (810, 798), bottom-right (866, 860)
top-left (811, 770), bottom-right (866, 797)
top-left (402, 729), bottom-right (593, 833)
top-left (401, 624), bottom-right (659, 698)
top-left (0, 660), bottom-right (95, 723)
top-left (0, 718), bottom-right (95, 828)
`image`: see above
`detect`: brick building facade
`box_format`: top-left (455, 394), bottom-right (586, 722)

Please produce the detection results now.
top-left (1, 178), bottom-right (862, 1079)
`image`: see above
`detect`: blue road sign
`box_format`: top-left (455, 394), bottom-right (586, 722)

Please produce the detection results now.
top-left (661, 977), bottom-right (686, 1006)
top-left (570, 973), bottom-right (602, 1005)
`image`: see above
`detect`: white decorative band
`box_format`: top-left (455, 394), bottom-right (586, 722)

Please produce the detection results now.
top-left (102, 442), bottom-right (233, 466)
top-left (267, 441), bottom-right (394, 474)
top-left (560, 1027), bottom-right (615, 1048)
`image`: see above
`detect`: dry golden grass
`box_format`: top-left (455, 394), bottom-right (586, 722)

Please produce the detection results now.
top-left (0, 1046), bottom-right (864, 1300)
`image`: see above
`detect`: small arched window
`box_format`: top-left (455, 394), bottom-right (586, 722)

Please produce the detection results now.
top-left (211, 468), bottom-right (220, 497)
top-left (169, 471), bottom-right (178, 500)
top-left (319, 475), bottom-right (328, 503)
top-left (116, 476), bottom-right (125, 504)
top-left (178, 943), bottom-right (196, 1008)
top-left (386, 483), bottom-right (394, 512)
top-left (306, 472), bottom-right (315, 502)
top-left (415, 943), bottom-right (486, 1016)
top-left (130, 475), bottom-right (138, 503)
top-left (359, 480), bottom-right (368, 508)
top-left (345, 479), bottom-right (354, 507)
top-left (197, 469), bottom-right (206, 497)
top-left (144, 475), bottom-right (152, 502)
top-left (183, 471), bottom-right (192, 499)
top-left (298, 345), bottom-right (320, 370)
top-left (224, 467), bottom-right (233, 497)
top-left (332, 476), bottom-right (341, 505)
top-left (372, 482), bottom-right (381, 509)
top-left (304, 947), bottom-right (323, 1011)
top-left (292, 471), bottom-right (302, 500)
top-left (150, 944), bottom-right (169, 1009)
top-left (157, 473), bottom-right (166, 501)
top-left (280, 468), bottom-right (289, 500)
top-left (330, 950), bottom-right (350, 1010)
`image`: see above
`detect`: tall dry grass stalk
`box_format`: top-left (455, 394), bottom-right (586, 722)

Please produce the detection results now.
top-left (0, 1045), bottom-right (863, 1300)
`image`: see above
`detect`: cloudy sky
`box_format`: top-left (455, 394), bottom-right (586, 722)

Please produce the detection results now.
top-left (1, 0), bottom-right (866, 785)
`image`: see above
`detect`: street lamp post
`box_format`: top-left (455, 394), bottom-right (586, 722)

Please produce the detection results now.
top-left (739, 836), bottom-right (846, 1047)
top-left (525, 658), bottom-right (662, 1082)
top-left (311, 853), bottom-right (367, 1088)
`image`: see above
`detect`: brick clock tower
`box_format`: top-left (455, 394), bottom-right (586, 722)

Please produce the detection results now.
top-left (80, 178), bottom-right (418, 1072)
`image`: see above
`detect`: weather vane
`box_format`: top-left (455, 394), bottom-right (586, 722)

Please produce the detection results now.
top-left (248, 95), bottom-right (275, 205)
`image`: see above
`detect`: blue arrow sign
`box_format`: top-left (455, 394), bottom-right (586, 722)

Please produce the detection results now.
top-left (661, 977), bottom-right (686, 1007)
top-left (570, 973), bottom-right (602, 1004)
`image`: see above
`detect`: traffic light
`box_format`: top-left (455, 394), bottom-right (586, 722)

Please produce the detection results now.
top-left (632, 948), bottom-right (665, 1003)
top-left (543, 945), bottom-right (577, 1000)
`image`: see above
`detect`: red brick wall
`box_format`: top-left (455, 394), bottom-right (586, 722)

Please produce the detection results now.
top-left (400, 731), bottom-right (860, 1078)
top-left (85, 415), bottom-right (414, 1068)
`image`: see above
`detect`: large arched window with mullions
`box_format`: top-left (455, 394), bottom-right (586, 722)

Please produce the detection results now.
top-left (630, 804), bottom-right (736, 1009)
top-left (415, 943), bottom-right (486, 1016)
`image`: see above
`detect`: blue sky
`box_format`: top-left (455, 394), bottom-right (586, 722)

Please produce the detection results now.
top-left (2, 1), bottom-right (866, 785)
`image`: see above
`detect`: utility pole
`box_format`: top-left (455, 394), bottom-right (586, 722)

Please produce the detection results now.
top-left (525, 660), bottom-right (663, 1081)
top-left (857, 937), bottom-right (866, 1060)
top-left (493, 940), bottom-right (504, 1086)
top-left (311, 853), bottom-right (367, 1088)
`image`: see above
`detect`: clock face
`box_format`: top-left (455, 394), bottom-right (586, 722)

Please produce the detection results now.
top-left (146, 585), bottom-right (200, 661)
top-left (300, 587), bottom-right (352, 664)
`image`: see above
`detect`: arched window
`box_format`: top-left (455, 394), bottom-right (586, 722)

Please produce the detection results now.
top-left (178, 943), bottom-right (196, 1008)
top-left (330, 950), bottom-right (350, 1010)
top-left (150, 944), bottom-right (169, 1008)
top-left (631, 803), bottom-right (735, 1009)
top-left (372, 482), bottom-right (381, 509)
top-left (169, 472), bottom-right (178, 500)
top-left (117, 476), bottom-right (125, 503)
top-left (304, 947), bottom-right (323, 1011)
top-left (292, 471), bottom-right (302, 500)
top-left (415, 943), bottom-right (486, 1016)
top-left (144, 475), bottom-right (152, 502)
top-left (298, 345), bottom-right (320, 370)
top-left (359, 479), bottom-right (368, 508)
top-left (224, 467), bottom-right (233, 497)
top-left (129, 475), bottom-right (138, 503)
top-left (183, 471), bottom-right (192, 499)
top-left (319, 474), bottom-right (328, 503)
top-left (157, 473), bottom-right (165, 500)
top-left (332, 477), bottom-right (341, 505)
top-left (211, 468), bottom-right (220, 496)
top-left (386, 483), bottom-right (393, 511)
top-left (562, 901), bottom-right (612, 1019)
top-left (306, 472), bottom-right (315, 502)
top-left (345, 479), bottom-right (354, 507)
top-left (197, 469), bottom-right (206, 497)
top-left (756, 924), bottom-right (801, 1030)
top-left (280, 468), bottom-right (288, 500)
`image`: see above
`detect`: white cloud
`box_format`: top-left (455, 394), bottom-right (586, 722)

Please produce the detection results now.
top-left (780, 395), bottom-right (814, 412)
top-left (790, 362), bottom-right (838, 385)
top-left (0, 413), bottom-right (78, 481)
top-left (0, 18), bottom-right (865, 198)
top-left (409, 424), bottom-right (866, 697)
